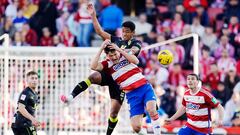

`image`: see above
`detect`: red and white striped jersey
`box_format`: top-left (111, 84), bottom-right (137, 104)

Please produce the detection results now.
top-left (182, 88), bottom-right (219, 134)
top-left (101, 56), bottom-right (147, 91)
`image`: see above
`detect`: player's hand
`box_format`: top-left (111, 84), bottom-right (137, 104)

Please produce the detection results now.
top-left (87, 3), bottom-right (96, 16)
top-left (108, 43), bottom-right (120, 51)
top-left (101, 39), bottom-right (111, 49)
top-left (216, 120), bottom-right (223, 127)
top-left (164, 118), bottom-right (172, 125)
top-left (32, 119), bottom-right (41, 127)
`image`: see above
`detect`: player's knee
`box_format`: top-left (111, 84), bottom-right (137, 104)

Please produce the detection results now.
top-left (88, 72), bottom-right (102, 84)
top-left (132, 125), bottom-right (141, 133)
top-left (146, 107), bottom-right (157, 117)
top-left (110, 111), bottom-right (118, 118)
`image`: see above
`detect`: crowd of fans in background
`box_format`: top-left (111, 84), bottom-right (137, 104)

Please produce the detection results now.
top-left (0, 0), bottom-right (240, 128)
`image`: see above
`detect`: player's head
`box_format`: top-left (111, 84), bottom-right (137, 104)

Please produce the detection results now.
top-left (187, 73), bottom-right (200, 90)
top-left (104, 45), bottom-right (120, 64)
top-left (122, 21), bottom-right (135, 41)
top-left (26, 71), bottom-right (38, 90)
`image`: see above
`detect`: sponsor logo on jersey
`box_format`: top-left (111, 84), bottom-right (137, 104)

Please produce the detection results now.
top-left (186, 103), bottom-right (200, 110)
top-left (113, 59), bottom-right (129, 71)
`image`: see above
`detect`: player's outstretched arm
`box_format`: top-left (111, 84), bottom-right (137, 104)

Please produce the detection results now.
top-left (165, 105), bottom-right (186, 124)
top-left (87, 3), bottom-right (110, 40)
top-left (216, 104), bottom-right (224, 126)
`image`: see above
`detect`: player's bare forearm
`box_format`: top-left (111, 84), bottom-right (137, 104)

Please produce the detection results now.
top-left (92, 16), bottom-right (110, 40)
top-left (169, 105), bottom-right (186, 121)
top-left (217, 104), bottom-right (224, 124)
top-left (18, 103), bottom-right (36, 122)
top-left (90, 48), bottom-right (103, 71)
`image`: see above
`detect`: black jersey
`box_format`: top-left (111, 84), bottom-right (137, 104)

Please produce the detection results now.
top-left (111, 36), bottom-right (142, 56)
top-left (12, 87), bottom-right (39, 127)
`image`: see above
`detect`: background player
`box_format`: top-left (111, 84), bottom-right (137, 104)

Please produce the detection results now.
top-left (11, 71), bottom-right (41, 135)
top-left (90, 40), bottom-right (161, 135)
top-left (60, 3), bottom-right (142, 135)
top-left (165, 74), bottom-right (224, 135)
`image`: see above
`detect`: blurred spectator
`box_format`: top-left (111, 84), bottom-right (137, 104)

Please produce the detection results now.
top-left (183, 0), bottom-right (208, 13)
top-left (212, 81), bottom-right (231, 106)
top-left (13, 9), bottom-right (28, 32)
top-left (143, 0), bottom-right (159, 24)
top-left (193, 5), bottom-right (209, 26)
top-left (11, 31), bottom-right (29, 46)
top-left (99, 0), bottom-right (123, 36)
top-left (162, 42), bottom-right (185, 64)
top-left (211, 0), bottom-right (226, 8)
top-left (53, 35), bottom-right (65, 47)
top-left (199, 46), bottom-right (215, 81)
top-left (57, 0), bottom-right (74, 12)
top-left (224, 0), bottom-right (240, 21)
top-left (168, 63), bottom-right (186, 92)
top-left (134, 13), bottom-right (152, 35)
top-left (175, 4), bottom-right (190, 24)
top-left (56, 11), bottom-right (70, 33)
top-left (0, 17), bottom-right (17, 39)
top-left (217, 49), bottom-right (236, 81)
top-left (214, 35), bottom-right (235, 59)
top-left (228, 16), bottom-right (239, 35)
top-left (22, 0), bottom-right (38, 19)
top-left (154, 17), bottom-right (164, 35)
top-left (190, 17), bottom-right (205, 38)
top-left (144, 51), bottom-right (169, 88)
top-left (203, 63), bottom-right (221, 90)
top-left (74, 0), bottom-right (92, 47)
top-left (143, 30), bottom-right (157, 45)
top-left (5, 0), bottom-right (18, 18)
top-left (40, 27), bottom-right (53, 46)
top-left (21, 23), bottom-right (38, 46)
top-left (201, 25), bottom-right (217, 51)
top-left (224, 67), bottom-right (240, 98)
top-left (58, 25), bottom-right (75, 47)
top-left (170, 12), bottom-right (185, 37)
top-left (237, 60), bottom-right (240, 76)
top-left (223, 82), bottom-right (240, 126)
top-left (29, 0), bottom-right (58, 38)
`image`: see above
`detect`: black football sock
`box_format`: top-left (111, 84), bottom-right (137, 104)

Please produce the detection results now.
top-left (106, 117), bottom-right (118, 135)
top-left (71, 79), bottom-right (91, 98)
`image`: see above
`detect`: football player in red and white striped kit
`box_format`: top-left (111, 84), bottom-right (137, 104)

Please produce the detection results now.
top-left (165, 74), bottom-right (224, 135)
top-left (91, 39), bottom-right (161, 135)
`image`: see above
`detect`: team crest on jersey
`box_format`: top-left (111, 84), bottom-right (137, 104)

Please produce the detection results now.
top-left (113, 59), bottom-right (129, 71)
top-left (186, 103), bottom-right (200, 110)
top-left (121, 45), bottom-right (126, 49)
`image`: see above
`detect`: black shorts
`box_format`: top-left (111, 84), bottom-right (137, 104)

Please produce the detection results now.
top-left (99, 71), bottom-right (125, 104)
top-left (12, 126), bottom-right (37, 135)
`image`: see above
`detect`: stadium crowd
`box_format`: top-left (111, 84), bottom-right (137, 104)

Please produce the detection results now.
top-left (0, 0), bottom-right (240, 130)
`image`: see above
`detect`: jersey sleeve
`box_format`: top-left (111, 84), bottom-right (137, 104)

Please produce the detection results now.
top-left (204, 91), bottom-right (220, 108)
top-left (101, 60), bottom-right (109, 71)
top-left (132, 40), bottom-right (142, 56)
top-left (182, 97), bottom-right (186, 107)
top-left (18, 91), bottom-right (29, 106)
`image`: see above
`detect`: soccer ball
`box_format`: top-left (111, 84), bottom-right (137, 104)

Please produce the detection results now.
top-left (157, 50), bottom-right (173, 65)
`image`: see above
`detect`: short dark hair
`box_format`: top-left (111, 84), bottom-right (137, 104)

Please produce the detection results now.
top-left (104, 45), bottom-right (116, 54)
top-left (27, 71), bottom-right (38, 77)
top-left (187, 73), bottom-right (200, 80)
top-left (122, 21), bottom-right (135, 31)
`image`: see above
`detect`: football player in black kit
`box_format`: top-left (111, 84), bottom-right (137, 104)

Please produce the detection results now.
top-left (11, 71), bottom-right (40, 135)
top-left (60, 3), bottom-right (142, 135)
